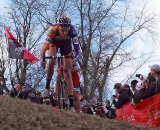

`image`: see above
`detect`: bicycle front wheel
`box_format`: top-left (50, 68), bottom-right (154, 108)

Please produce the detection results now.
top-left (56, 76), bottom-right (66, 109)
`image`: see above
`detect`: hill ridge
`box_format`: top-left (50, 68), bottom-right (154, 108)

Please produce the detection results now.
top-left (0, 96), bottom-right (154, 130)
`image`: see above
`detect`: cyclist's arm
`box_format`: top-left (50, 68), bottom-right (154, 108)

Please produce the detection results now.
top-left (72, 36), bottom-right (82, 61)
top-left (70, 25), bottom-right (82, 61)
top-left (40, 25), bottom-right (57, 59)
top-left (40, 41), bottom-right (50, 59)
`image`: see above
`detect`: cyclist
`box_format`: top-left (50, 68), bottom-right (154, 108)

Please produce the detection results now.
top-left (72, 61), bottom-right (81, 113)
top-left (40, 15), bottom-right (81, 111)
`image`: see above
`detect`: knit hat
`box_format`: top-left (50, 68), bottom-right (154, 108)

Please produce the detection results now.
top-left (149, 64), bottom-right (160, 72)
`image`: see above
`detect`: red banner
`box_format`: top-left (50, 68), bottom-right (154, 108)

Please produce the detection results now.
top-left (116, 93), bottom-right (160, 127)
top-left (5, 28), bottom-right (39, 64)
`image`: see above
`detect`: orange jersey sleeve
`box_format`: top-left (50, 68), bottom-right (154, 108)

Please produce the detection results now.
top-left (46, 25), bottom-right (59, 39)
top-left (40, 25), bottom-right (60, 56)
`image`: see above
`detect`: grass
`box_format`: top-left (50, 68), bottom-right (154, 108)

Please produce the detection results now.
top-left (0, 96), bottom-right (155, 130)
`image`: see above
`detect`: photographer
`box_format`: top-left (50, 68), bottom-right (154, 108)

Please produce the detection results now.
top-left (141, 65), bottom-right (159, 97)
top-left (130, 79), bottom-right (139, 94)
top-left (135, 73), bottom-right (149, 90)
top-left (133, 71), bottom-right (156, 103)
top-left (132, 74), bottom-right (148, 103)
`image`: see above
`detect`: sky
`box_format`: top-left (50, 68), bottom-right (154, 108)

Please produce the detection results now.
top-left (0, 0), bottom-right (7, 14)
top-left (109, 0), bottom-right (160, 85)
top-left (0, 0), bottom-right (160, 86)
top-left (0, 0), bottom-right (5, 5)
top-left (133, 0), bottom-right (160, 73)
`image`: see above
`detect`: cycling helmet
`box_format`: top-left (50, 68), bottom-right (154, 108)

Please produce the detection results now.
top-left (58, 15), bottom-right (71, 31)
top-left (58, 15), bottom-right (71, 24)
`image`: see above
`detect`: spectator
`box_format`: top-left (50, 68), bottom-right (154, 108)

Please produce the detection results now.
top-left (123, 84), bottom-right (133, 98)
top-left (144, 64), bottom-right (160, 95)
top-left (112, 83), bottom-right (131, 109)
top-left (37, 92), bottom-right (43, 104)
top-left (28, 91), bottom-right (41, 104)
top-left (130, 80), bottom-right (139, 94)
top-left (21, 86), bottom-right (30, 99)
top-left (134, 64), bottom-right (160, 103)
top-left (139, 73), bottom-right (155, 94)
top-left (104, 100), bottom-right (116, 119)
top-left (50, 87), bottom-right (58, 108)
top-left (0, 77), bottom-right (3, 95)
top-left (10, 84), bottom-right (23, 98)
top-left (81, 104), bottom-right (95, 115)
top-left (146, 72), bottom-right (156, 88)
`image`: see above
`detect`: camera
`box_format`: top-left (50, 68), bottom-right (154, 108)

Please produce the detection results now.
top-left (135, 74), bottom-right (141, 78)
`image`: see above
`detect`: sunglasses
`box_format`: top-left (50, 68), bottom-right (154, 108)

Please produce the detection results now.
top-left (59, 24), bottom-right (70, 31)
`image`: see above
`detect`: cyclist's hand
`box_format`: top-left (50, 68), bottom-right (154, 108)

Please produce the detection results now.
top-left (41, 60), bottom-right (46, 69)
top-left (41, 57), bottom-right (46, 69)
top-left (40, 55), bottom-right (46, 69)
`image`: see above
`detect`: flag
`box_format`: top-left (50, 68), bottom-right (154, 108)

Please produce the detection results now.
top-left (5, 28), bottom-right (39, 64)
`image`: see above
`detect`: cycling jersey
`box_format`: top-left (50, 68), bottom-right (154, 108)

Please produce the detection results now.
top-left (42, 24), bottom-right (80, 57)
top-left (47, 24), bottom-right (77, 39)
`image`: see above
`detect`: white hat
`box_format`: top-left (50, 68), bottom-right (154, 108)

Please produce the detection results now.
top-left (149, 64), bottom-right (160, 72)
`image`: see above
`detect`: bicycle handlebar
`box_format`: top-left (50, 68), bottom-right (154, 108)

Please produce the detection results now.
top-left (44, 55), bottom-right (72, 59)
top-left (45, 56), bottom-right (64, 59)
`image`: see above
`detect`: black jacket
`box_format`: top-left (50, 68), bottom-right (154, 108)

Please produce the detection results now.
top-left (112, 89), bottom-right (131, 109)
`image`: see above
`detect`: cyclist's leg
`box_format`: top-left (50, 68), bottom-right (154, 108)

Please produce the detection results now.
top-left (63, 56), bottom-right (74, 109)
top-left (45, 44), bottom-right (57, 89)
top-left (58, 38), bottom-right (74, 110)
top-left (72, 71), bottom-right (81, 113)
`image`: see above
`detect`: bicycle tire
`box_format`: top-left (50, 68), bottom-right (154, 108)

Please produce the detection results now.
top-left (61, 80), bottom-right (66, 109)
top-left (56, 75), bottom-right (66, 109)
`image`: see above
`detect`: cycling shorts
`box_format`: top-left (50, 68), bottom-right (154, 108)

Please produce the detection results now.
top-left (51, 36), bottom-right (72, 56)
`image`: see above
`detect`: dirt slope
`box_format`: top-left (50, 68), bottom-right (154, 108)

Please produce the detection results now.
top-left (0, 96), bottom-right (155, 130)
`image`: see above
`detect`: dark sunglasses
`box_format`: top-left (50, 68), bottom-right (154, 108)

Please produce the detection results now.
top-left (60, 27), bottom-right (70, 32)
top-left (59, 24), bottom-right (70, 31)
top-left (60, 23), bottom-right (70, 28)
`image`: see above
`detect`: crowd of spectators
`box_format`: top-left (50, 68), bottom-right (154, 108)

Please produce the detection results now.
top-left (80, 99), bottom-right (116, 118)
top-left (9, 84), bottom-right (43, 104)
top-left (110, 64), bottom-right (160, 110)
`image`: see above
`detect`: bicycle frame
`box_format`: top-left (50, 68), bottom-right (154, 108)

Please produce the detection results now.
top-left (44, 54), bottom-right (72, 109)
top-left (56, 56), bottom-right (66, 109)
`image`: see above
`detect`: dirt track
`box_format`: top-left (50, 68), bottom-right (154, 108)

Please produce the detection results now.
top-left (0, 96), bottom-right (155, 130)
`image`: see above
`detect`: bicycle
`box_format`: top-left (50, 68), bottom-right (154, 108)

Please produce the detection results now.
top-left (44, 54), bottom-right (72, 110)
